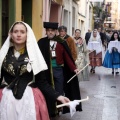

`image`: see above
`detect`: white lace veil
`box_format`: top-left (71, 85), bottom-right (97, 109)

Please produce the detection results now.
top-left (0, 21), bottom-right (48, 77)
top-left (89, 29), bottom-right (101, 42)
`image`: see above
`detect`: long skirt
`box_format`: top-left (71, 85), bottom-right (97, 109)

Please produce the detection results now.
top-left (103, 50), bottom-right (120, 68)
top-left (0, 86), bottom-right (50, 120)
top-left (75, 55), bottom-right (89, 81)
top-left (89, 51), bottom-right (102, 67)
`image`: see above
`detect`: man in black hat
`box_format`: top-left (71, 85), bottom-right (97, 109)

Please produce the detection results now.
top-left (38, 22), bottom-right (82, 117)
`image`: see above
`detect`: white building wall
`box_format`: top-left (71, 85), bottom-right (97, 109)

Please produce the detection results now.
top-left (72, 1), bottom-right (78, 35)
top-left (85, 1), bottom-right (93, 33)
top-left (62, 0), bottom-right (93, 36)
top-left (78, 0), bottom-right (88, 38)
top-left (62, 0), bottom-right (78, 36)
top-left (105, 0), bottom-right (119, 30)
top-left (62, 0), bottom-right (72, 35)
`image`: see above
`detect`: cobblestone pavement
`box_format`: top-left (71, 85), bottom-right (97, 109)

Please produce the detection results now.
top-left (53, 66), bottom-right (120, 120)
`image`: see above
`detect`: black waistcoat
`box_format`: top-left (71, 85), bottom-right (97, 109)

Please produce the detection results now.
top-left (1, 47), bottom-right (33, 99)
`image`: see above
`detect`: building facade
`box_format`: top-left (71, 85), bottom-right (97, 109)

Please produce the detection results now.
top-left (0, 0), bottom-right (94, 46)
top-left (0, 0), bottom-right (43, 47)
top-left (42, 0), bottom-right (64, 36)
top-left (103, 0), bottom-right (120, 30)
top-left (77, 0), bottom-right (86, 38)
top-left (61, 0), bottom-right (78, 35)
top-left (62, 0), bottom-right (94, 38)
top-left (84, 0), bottom-right (94, 37)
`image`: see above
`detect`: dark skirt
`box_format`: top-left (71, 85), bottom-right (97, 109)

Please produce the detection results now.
top-left (63, 64), bottom-right (82, 114)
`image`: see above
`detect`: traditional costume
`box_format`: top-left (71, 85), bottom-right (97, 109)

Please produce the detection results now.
top-left (59, 34), bottom-right (77, 61)
top-left (38, 22), bottom-right (82, 116)
top-left (74, 37), bottom-right (89, 81)
top-left (103, 32), bottom-right (120, 74)
top-left (87, 30), bottom-right (103, 73)
top-left (64, 35), bottom-right (77, 61)
top-left (0, 21), bottom-right (61, 120)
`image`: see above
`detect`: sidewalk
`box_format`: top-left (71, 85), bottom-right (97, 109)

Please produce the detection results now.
top-left (54, 66), bottom-right (120, 120)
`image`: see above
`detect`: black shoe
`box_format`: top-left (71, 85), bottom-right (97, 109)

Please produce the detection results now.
top-left (92, 69), bottom-right (95, 73)
top-left (116, 72), bottom-right (119, 75)
top-left (90, 69), bottom-right (93, 73)
top-left (58, 111), bottom-right (62, 116)
top-left (57, 108), bottom-right (63, 116)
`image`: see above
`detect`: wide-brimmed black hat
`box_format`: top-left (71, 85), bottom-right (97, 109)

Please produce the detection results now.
top-left (43, 22), bottom-right (58, 29)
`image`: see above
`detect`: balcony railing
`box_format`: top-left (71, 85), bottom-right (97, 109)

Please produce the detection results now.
top-left (73, 0), bottom-right (80, 1)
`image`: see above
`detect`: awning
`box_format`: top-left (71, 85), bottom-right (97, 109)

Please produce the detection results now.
top-left (52, 0), bottom-right (64, 6)
top-left (89, 0), bottom-right (103, 2)
top-left (104, 21), bottom-right (115, 24)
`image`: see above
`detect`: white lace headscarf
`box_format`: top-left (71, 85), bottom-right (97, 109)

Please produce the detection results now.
top-left (89, 29), bottom-right (101, 42)
top-left (0, 21), bottom-right (48, 77)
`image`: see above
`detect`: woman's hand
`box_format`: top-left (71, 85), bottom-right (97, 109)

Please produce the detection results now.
top-left (78, 38), bottom-right (83, 45)
top-left (57, 96), bottom-right (70, 104)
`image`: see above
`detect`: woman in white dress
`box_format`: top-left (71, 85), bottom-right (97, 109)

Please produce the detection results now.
top-left (87, 29), bottom-right (102, 73)
top-left (0, 21), bottom-right (69, 120)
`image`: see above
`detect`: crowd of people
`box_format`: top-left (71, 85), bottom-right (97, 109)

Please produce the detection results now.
top-left (0, 20), bottom-right (120, 120)
top-left (85, 28), bottom-right (120, 75)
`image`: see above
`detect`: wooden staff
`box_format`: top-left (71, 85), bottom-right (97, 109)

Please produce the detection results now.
top-left (67, 63), bottom-right (90, 83)
top-left (56, 96), bottom-right (89, 108)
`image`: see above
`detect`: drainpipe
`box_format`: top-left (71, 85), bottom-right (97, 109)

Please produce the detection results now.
top-left (49, 0), bottom-right (52, 21)
top-left (60, 4), bottom-right (64, 26)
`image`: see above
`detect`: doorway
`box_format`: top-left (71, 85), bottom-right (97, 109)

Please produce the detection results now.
top-left (22, 0), bottom-right (32, 27)
top-left (2, 0), bottom-right (9, 44)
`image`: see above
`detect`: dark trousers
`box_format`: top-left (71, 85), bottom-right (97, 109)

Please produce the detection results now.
top-left (53, 67), bottom-right (64, 95)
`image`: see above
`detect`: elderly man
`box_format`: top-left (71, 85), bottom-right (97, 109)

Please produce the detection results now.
top-left (85, 29), bottom-right (91, 45)
top-left (58, 26), bottom-right (77, 61)
top-left (38, 22), bottom-right (82, 117)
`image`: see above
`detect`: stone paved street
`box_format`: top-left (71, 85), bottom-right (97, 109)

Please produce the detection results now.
top-left (54, 66), bottom-right (120, 120)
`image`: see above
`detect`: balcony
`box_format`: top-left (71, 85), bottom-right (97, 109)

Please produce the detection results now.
top-left (73, 0), bottom-right (80, 2)
top-left (104, 21), bottom-right (115, 29)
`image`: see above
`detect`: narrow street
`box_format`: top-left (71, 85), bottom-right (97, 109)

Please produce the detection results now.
top-left (54, 66), bottom-right (120, 120)
top-left (1, 0), bottom-right (120, 120)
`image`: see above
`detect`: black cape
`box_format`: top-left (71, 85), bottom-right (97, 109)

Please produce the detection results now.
top-left (38, 36), bottom-right (82, 116)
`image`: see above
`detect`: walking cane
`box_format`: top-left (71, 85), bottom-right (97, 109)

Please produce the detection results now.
top-left (67, 63), bottom-right (90, 83)
top-left (56, 96), bottom-right (89, 108)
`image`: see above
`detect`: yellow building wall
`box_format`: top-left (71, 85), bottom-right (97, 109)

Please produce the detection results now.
top-left (15, 0), bottom-right (43, 40)
top-left (32, 0), bottom-right (43, 40)
top-left (16, 0), bottom-right (22, 21)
